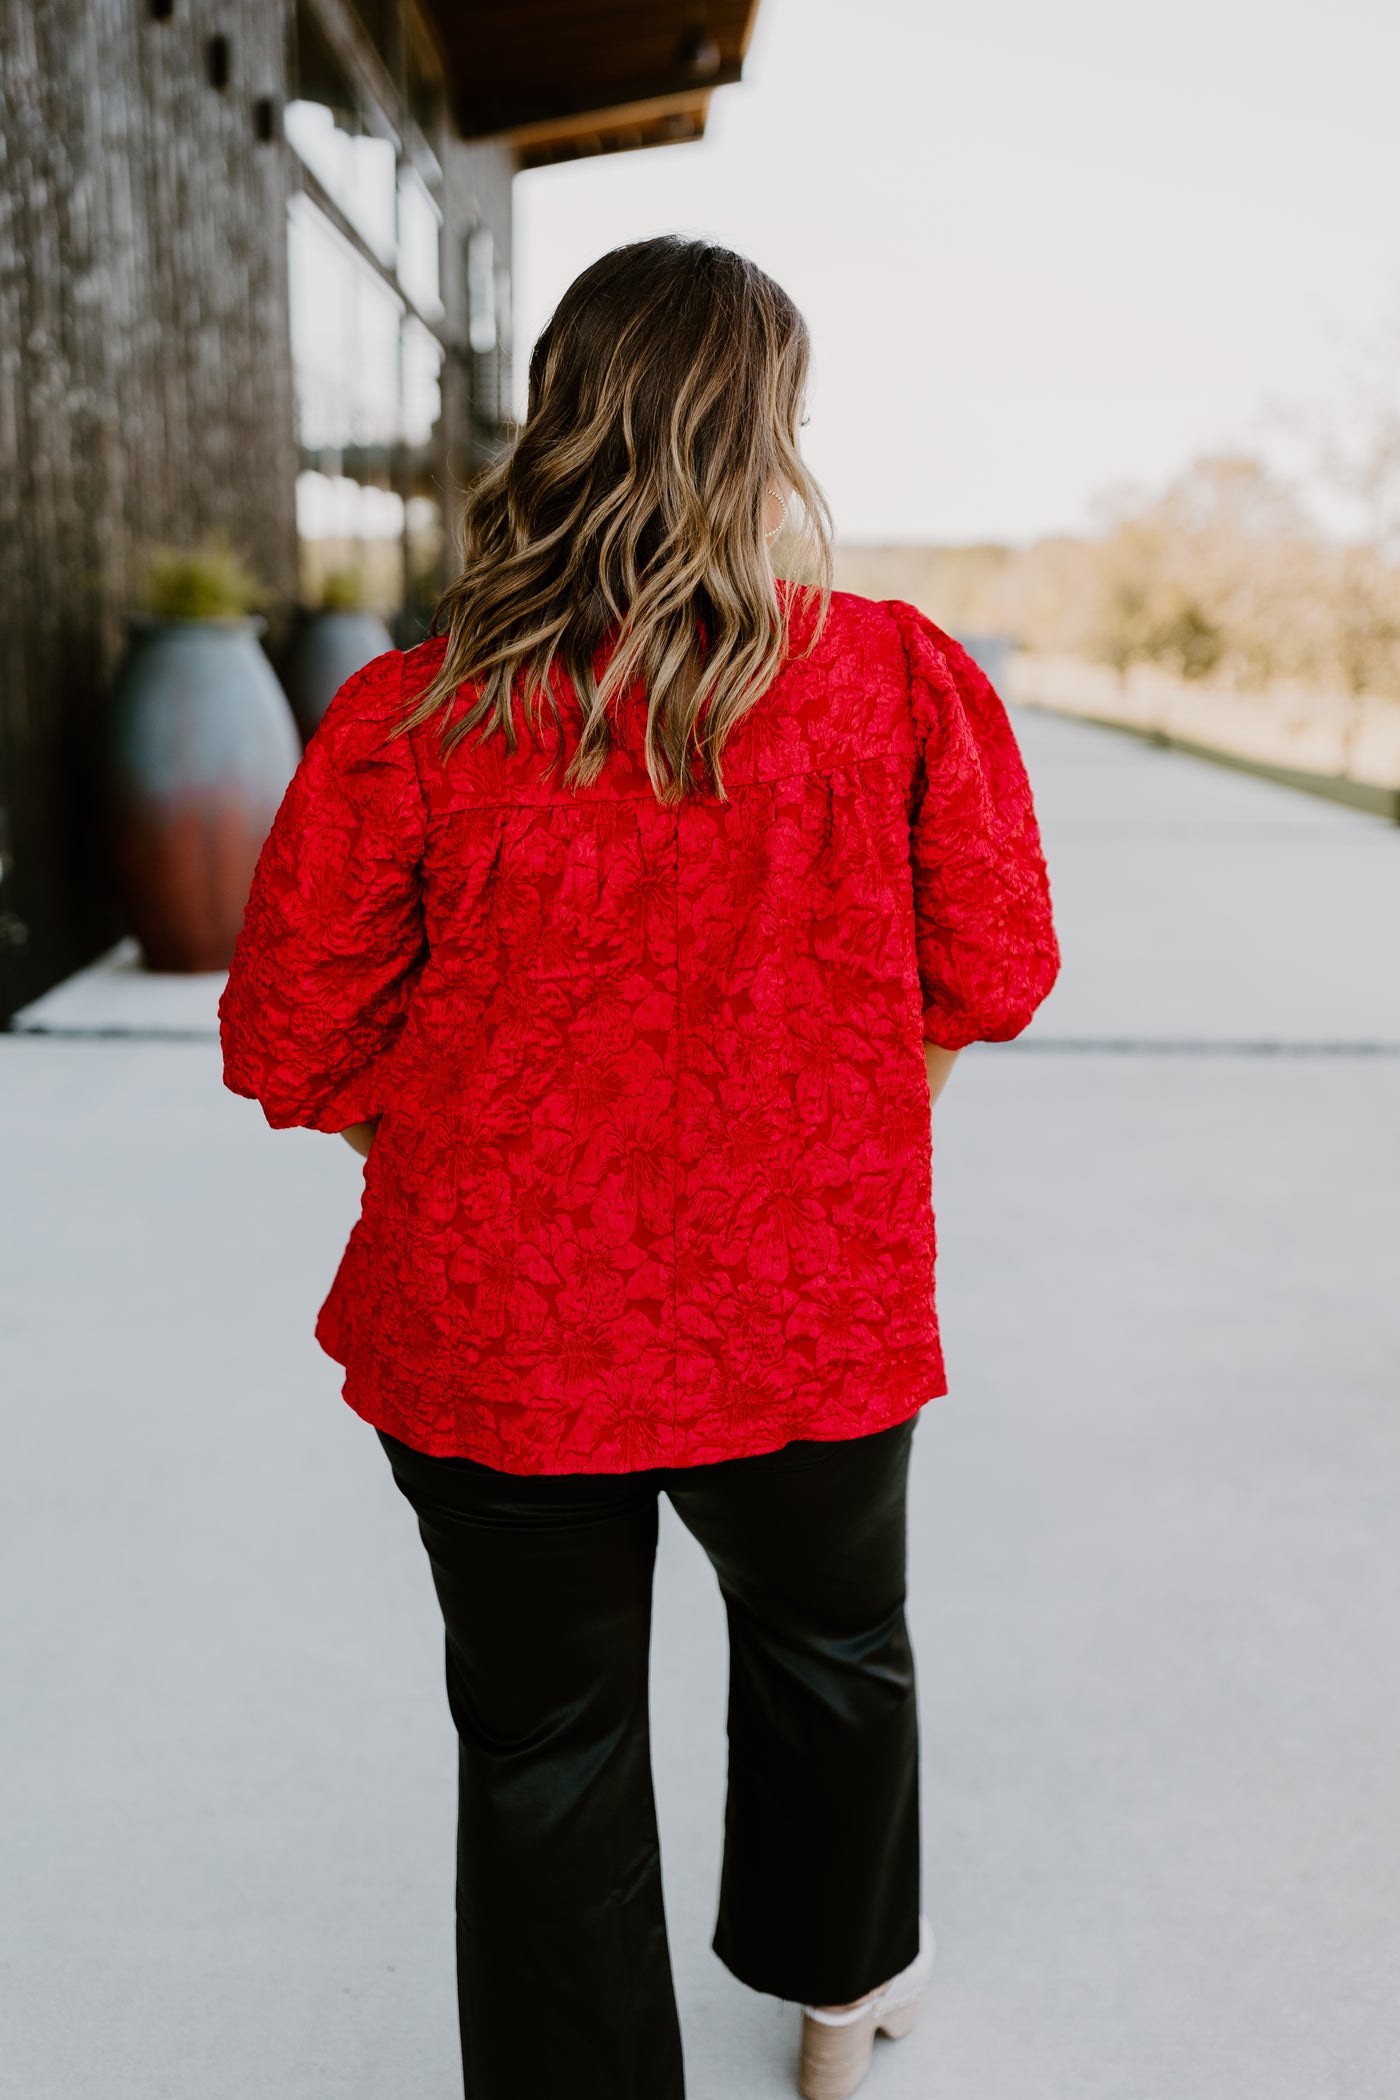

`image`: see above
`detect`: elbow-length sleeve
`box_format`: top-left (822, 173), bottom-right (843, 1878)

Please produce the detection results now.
top-left (888, 598), bottom-right (1059, 1050)
top-left (219, 649), bottom-right (429, 1131)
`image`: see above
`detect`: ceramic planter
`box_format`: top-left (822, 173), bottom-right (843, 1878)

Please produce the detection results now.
top-left (283, 608), bottom-right (395, 745)
top-left (107, 617), bottom-right (301, 972)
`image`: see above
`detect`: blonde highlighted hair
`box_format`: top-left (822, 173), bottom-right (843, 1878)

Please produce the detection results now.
top-left (400, 236), bottom-right (832, 802)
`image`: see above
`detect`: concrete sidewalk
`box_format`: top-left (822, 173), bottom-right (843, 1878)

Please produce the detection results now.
top-left (3, 713), bottom-right (1399, 2099)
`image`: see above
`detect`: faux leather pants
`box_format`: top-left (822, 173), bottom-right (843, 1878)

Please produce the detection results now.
top-left (379, 1415), bottom-right (921, 2100)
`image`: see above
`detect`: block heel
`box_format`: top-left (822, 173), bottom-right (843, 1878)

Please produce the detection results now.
top-left (797, 1918), bottom-right (934, 2100)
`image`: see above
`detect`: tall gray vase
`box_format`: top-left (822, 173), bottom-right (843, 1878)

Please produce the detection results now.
top-left (284, 609), bottom-right (395, 746)
top-left (107, 617), bottom-right (301, 972)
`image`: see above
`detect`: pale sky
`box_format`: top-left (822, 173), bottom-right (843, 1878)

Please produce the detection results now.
top-left (514, 0), bottom-right (1400, 546)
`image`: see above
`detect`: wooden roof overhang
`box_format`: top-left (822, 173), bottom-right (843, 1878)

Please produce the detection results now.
top-left (416, 1), bottom-right (763, 169)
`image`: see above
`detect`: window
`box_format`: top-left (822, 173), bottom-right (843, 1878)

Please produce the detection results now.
top-left (401, 317), bottom-right (443, 449)
top-left (288, 195), bottom-right (403, 460)
top-left (286, 0), bottom-right (449, 635)
top-left (466, 226), bottom-right (512, 438)
top-left (397, 165), bottom-right (443, 319)
top-left (466, 225), bottom-right (496, 354)
top-left (285, 2), bottom-right (398, 265)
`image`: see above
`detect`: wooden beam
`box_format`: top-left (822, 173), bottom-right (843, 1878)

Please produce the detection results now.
top-left (413, 0), bottom-right (765, 146)
top-left (458, 64), bottom-right (741, 143)
top-left (517, 109), bottom-right (709, 172)
top-left (503, 87), bottom-right (716, 150)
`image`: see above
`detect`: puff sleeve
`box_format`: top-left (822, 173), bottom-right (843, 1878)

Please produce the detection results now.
top-left (888, 599), bottom-right (1059, 1049)
top-left (219, 649), bottom-right (429, 1131)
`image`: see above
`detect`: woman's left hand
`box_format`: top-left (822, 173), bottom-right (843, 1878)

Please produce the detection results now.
top-left (339, 1120), bottom-right (380, 1159)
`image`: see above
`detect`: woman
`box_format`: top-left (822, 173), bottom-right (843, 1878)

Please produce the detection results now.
top-left (221, 236), bottom-right (1058, 2100)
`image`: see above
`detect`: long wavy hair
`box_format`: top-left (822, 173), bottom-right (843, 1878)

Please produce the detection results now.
top-left (399, 236), bottom-right (832, 802)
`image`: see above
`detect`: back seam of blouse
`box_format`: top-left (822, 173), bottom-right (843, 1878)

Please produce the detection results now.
top-left (413, 745), bottom-right (915, 814)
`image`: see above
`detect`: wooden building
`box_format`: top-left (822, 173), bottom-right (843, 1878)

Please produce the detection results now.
top-left (0, 0), bottom-right (762, 1021)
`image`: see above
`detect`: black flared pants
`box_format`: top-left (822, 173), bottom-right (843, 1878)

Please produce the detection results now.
top-left (379, 1415), bottom-right (921, 2100)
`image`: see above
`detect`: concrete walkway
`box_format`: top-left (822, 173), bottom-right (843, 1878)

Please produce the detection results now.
top-left (3, 713), bottom-right (1399, 2099)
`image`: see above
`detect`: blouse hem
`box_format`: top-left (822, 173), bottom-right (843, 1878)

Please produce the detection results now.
top-left (324, 1346), bottom-right (945, 1475)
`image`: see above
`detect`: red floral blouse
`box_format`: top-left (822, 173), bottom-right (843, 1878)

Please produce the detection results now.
top-left (220, 589), bottom-right (1058, 1473)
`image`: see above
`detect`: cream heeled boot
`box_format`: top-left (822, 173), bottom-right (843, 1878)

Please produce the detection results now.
top-left (797, 1918), bottom-right (935, 2100)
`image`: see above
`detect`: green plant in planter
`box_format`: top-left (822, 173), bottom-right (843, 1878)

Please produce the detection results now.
top-left (139, 534), bottom-right (266, 622)
top-left (319, 567), bottom-right (369, 613)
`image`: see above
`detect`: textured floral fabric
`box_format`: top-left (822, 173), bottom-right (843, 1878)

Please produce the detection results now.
top-left (220, 589), bottom-right (1059, 1473)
